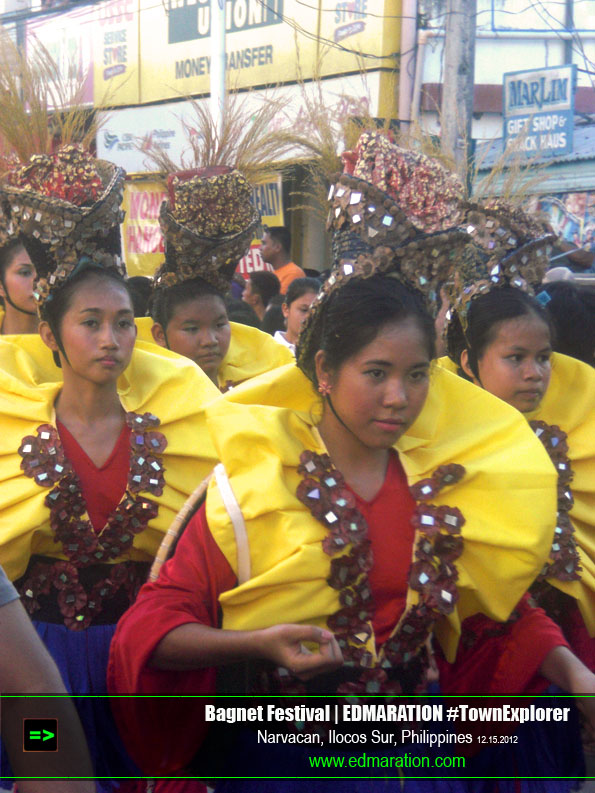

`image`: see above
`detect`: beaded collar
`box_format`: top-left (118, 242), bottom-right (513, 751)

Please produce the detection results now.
top-left (292, 450), bottom-right (466, 695)
top-left (16, 412), bottom-right (167, 629)
top-left (529, 420), bottom-right (580, 583)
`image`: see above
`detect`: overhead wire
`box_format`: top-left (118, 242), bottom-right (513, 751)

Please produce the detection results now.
top-left (6, 0), bottom-right (594, 80)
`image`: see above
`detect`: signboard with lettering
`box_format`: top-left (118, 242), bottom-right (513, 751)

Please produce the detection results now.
top-left (121, 180), bottom-right (167, 277)
top-left (237, 176), bottom-right (285, 277)
top-left (138, 0), bottom-right (317, 102)
top-left (121, 175), bottom-right (284, 278)
top-left (93, 0), bottom-right (140, 105)
top-left (26, 3), bottom-right (94, 106)
top-left (317, 0), bottom-right (399, 83)
top-left (97, 102), bottom-right (199, 173)
top-left (503, 65), bottom-right (576, 157)
top-left (137, 0), bottom-right (396, 104)
top-left (26, 0), bottom-right (397, 110)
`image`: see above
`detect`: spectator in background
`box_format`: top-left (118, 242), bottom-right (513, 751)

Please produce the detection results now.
top-left (230, 273), bottom-right (247, 301)
top-left (261, 294), bottom-right (286, 337)
top-left (260, 226), bottom-right (305, 293)
top-left (224, 296), bottom-right (261, 329)
top-left (273, 277), bottom-right (319, 355)
top-left (242, 270), bottom-right (280, 322)
top-left (127, 275), bottom-right (152, 317)
top-left (538, 280), bottom-right (595, 367)
top-left (0, 240), bottom-right (38, 336)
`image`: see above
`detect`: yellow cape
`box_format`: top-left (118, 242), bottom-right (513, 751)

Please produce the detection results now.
top-left (135, 317), bottom-right (293, 389)
top-left (438, 353), bottom-right (595, 633)
top-left (204, 362), bottom-right (556, 662)
top-left (0, 333), bottom-right (220, 580)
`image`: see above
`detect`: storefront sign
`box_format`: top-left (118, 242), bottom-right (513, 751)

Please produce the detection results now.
top-left (139, 0), bottom-right (317, 102)
top-left (97, 102), bottom-right (197, 173)
top-left (122, 180), bottom-right (167, 277)
top-left (26, 3), bottom-right (94, 106)
top-left (121, 175), bottom-right (283, 278)
top-left (93, 0), bottom-right (140, 105)
top-left (503, 65), bottom-right (576, 157)
top-left (25, 0), bottom-right (397, 108)
top-left (236, 176), bottom-right (285, 277)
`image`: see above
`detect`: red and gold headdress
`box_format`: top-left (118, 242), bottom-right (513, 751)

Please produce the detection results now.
top-left (153, 166), bottom-right (259, 294)
top-left (143, 93), bottom-right (297, 295)
top-left (1, 145), bottom-right (126, 306)
top-left (297, 131), bottom-right (469, 378)
top-left (0, 32), bottom-right (125, 308)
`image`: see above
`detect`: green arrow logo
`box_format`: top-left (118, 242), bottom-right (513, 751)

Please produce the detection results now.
top-left (29, 730), bottom-right (54, 741)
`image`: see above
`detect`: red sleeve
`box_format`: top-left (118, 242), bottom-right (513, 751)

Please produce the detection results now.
top-left (564, 600), bottom-right (595, 672)
top-left (438, 593), bottom-right (569, 695)
top-left (107, 504), bottom-right (236, 775)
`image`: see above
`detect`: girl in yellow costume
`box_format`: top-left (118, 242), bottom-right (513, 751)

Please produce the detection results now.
top-left (440, 200), bottom-right (595, 672)
top-left (0, 239), bottom-right (38, 335)
top-left (134, 168), bottom-right (292, 392)
top-left (109, 133), bottom-right (594, 788)
top-left (0, 146), bottom-right (219, 789)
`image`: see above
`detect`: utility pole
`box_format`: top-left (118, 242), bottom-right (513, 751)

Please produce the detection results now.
top-left (564, 0), bottom-right (573, 65)
top-left (210, 0), bottom-right (226, 139)
top-left (441, 0), bottom-right (477, 182)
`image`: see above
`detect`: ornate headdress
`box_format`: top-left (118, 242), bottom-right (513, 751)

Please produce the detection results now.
top-left (296, 131), bottom-right (469, 379)
top-left (0, 34), bottom-right (125, 310)
top-left (0, 145), bottom-right (126, 307)
top-left (153, 166), bottom-right (259, 294)
top-left (142, 93), bottom-right (300, 296)
top-left (444, 198), bottom-right (556, 337)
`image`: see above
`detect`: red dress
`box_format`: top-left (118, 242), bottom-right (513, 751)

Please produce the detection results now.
top-left (57, 420), bottom-right (130, 532)
top-left (108, 452), bottom-right (567, 775)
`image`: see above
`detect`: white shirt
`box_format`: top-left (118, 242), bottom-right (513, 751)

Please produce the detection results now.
top-left (273, 330), bottom-right (295, 356)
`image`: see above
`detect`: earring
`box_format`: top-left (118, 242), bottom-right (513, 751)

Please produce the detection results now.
top-left (318, 382), bottom-right (331, 396)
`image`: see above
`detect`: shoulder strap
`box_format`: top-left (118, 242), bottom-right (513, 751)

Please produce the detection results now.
top-left (214, 462), bottom-right (251, 585)
top-left (148, 472), bottom-right (212, 582)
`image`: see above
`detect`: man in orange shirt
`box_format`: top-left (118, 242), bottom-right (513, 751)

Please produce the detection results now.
top-left (260, 225), bottom-right (305, 294)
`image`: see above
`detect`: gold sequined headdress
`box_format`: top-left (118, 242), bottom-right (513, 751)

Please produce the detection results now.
top-left (0, 33), bottom-right (125, 309)
top-left (296, 131), bottom-right (470, 378)
top-left (142, 92), bottom-right (300, 295)
top-left (153, 166), bottom-right (259, 294)
top-left (0, 145), bottom-right (126, 307)
top-left (444, 198), bottom-right (556, 333)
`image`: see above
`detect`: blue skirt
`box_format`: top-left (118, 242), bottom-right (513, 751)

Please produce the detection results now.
top-left (0, 620), bottom-right (139, 792)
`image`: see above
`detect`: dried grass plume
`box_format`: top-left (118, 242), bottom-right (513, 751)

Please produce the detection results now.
top-left (0, 30), bottom-right (101, 171)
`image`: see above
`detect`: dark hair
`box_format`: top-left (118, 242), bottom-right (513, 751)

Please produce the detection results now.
top-left (265, 226), bottom-right (291, 255)
top-left (301, 275), bottom-right (435, 385)
top-left (284, 277), bottom-right (320, 307)
top-left (0, 239), bottom-right (25, 280)
top-left (127, 276), bottom-right (153, 317)
top-left (261, 294), bottom-right (285, 336)
top-left (224, 296), bottom-right (261, 329)
top-left (538, 281), bottom-right (595, 366)
top-left (0, 240), bottom-right (28, 308)
top-left (249, 271), bottom-right (280, 308)
top-left (150, 277), bottom-right (226, 329)
top-left (41, 265), bottom-right (132, 368)
top-left (447, 286), bottom-right (553, 379)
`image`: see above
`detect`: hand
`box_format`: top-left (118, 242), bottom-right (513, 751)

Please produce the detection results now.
top-left (257, 624), bottom-right (343, 681)
top-left (568, 666), bottom-right (595, 736)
